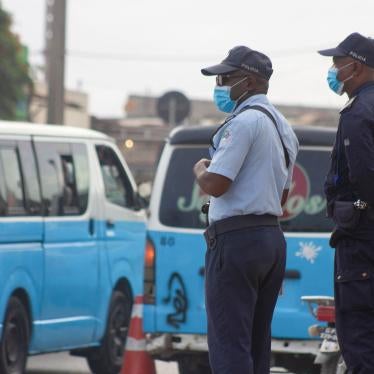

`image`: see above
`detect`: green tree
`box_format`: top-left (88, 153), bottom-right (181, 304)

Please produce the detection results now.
top-left (0, 6), bottom-right (33, 120)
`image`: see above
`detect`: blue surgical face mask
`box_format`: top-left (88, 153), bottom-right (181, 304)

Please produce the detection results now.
top-left (213, 86), bottom-right (236, 113)
top-left (213, 76), bottom-right (248, 113)
top-left (327, 62), bottom-right (354, 95)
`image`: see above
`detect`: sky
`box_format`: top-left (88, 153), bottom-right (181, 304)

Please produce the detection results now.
top-left (3, 0), bottom-right (374, 118)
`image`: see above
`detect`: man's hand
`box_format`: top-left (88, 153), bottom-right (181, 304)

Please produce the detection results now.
top-left (193, 158), bottom-right (231, 198)
top-left (193, 158), bottom-right (211, 178)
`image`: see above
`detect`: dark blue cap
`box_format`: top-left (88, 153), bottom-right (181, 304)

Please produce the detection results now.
top-left (318, 32), bottom-right (374, 68)
top-left (201, 46), bottom-right (273, 80)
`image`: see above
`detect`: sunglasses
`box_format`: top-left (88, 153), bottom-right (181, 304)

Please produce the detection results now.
top-left (216, 74), bottom-right (248, 86)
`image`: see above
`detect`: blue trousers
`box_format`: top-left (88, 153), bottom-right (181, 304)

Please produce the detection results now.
top-left (204, 225), bottom-right (286, 374)
top-left (334, 238), bottom-right (374, 374)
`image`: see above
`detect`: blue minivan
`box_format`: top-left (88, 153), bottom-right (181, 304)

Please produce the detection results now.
top-left (0, 121), bottom-right (147, 374)
top-left (144, 124), bottom-right (336, 374)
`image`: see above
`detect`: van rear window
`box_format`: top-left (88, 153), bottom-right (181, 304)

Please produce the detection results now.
top-left (159, 147), bottom-right (334, 233)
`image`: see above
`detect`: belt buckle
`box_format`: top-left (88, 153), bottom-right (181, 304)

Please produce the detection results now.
top-left (353, 199), bottom-right (368, 210)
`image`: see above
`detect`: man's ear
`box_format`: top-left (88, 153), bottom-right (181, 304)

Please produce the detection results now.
top-left (246, 75), bottom-right (256, 90)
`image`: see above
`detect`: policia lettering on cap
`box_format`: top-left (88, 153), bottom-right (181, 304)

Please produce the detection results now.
top-left (193, 46), bottom-right (299, 374)
top-left (320, 32), bottom-right (374, 374)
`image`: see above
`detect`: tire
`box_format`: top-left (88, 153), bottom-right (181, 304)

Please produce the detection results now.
top-left (87, 291), bottom-right (131, 374)
top-left (178, 354), bottom-right (211, 374)
top-left (0, 297), bottom-right (30, 374)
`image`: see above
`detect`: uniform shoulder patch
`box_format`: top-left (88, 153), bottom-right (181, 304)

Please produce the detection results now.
top-left (340, 96), bottom-right (357, 113)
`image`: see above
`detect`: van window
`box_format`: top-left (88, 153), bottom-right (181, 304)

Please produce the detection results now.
top-left (0, 147), bottom-right (26, 216)
top-left (36, 142), bottom-right (89, 216)
top-left (159, 147), bottom-right (334, 232)
top-left (280, 148), bottom-right (334, 232)
top-left (0, 160), bottom-right (6, 215)
top-left (0, 141), bottom-right (42, 217)
top-left (72, 143), bottom-right (90, 214)
top-left (18, 141), bottom-right (42, 215)
top-left (96, 145), bottom-right (134, 209)
top-left (160, 147), bottom-right (210, 229)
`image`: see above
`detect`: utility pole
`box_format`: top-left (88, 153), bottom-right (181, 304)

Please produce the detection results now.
top-left (45, 0), bottom-right (66, 125)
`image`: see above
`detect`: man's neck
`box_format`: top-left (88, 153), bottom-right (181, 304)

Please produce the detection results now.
top-left (346, 79), bottom-right (374, 98)
top-left (237, 90), bottom-right (266, 106)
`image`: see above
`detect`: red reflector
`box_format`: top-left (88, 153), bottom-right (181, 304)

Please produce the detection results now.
top-left (316, 306), bottom-right (335, 323)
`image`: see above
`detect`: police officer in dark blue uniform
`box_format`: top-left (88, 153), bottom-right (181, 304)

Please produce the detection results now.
top-left (319, 33), bottom-right (374, 374)
top-left (193, 46), bottom-right (298, 374)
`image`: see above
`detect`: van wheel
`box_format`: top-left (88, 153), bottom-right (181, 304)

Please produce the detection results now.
top-left (178, 354), bottom-right (211, 374)
top-left (87, 291), bottom-right (131, 374)
top-left (0, 297), bottom-right (30, 374)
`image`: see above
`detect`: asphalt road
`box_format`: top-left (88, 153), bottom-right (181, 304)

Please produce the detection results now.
top-left (26, 352), bottom-right (291, 374)
top-left (26, 352), bottom-right (178, 374)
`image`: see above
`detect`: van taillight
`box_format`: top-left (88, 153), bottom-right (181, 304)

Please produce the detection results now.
top-left (144, 238), bottom-right (155, 304)
top-left (316, 305), bottom-right (335, 323)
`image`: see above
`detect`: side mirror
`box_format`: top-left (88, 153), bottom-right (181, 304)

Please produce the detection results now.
top-left (133, 182), bottom-right (152, 211)
top-left (133, 192), bottom-right (148, 211)
top-left (138, 182), bottom-right (152, 200)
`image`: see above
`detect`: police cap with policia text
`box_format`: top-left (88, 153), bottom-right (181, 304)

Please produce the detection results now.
top-left (201, 45), bottom-right (274, 80)
top-left (318, 32), bottom-right (374, 68)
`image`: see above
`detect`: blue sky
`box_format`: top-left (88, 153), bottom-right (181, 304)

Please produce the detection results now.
top-left (3, 0), bottom-right (374, 117)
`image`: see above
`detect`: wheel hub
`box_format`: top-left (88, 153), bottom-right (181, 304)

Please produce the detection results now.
top-left (5, 321), bottom-right (21, 366)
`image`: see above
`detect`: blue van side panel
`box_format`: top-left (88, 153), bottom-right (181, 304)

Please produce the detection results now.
top-left (0, 221), bottom-right (42, 243)
top-left (144, 230), bottom-right (334, 339)
top-left (0, 221), bottom-right (43, 348)
top-left (105, 220), bottom-right (147, 297)
top-left (273, 235), bottom-right (334, 339)
top-left (0, 254), bottom-right (44, 350)
top-left (143, 305), bottom-right (156, 332)
top-left (43, 220), bottom-right (95, 242)
top-left (91, 220), bottom-right (112, 342)
top-left (91, 219), bottom-right (147, 342)
top-left (0, 218), bottom-right (146, 351)
top-left (36, 220), bottom-right (101, 350)
top-left (145, 230), bottom-right (207, 334)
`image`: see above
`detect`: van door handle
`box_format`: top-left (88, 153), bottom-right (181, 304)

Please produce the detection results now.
top-left (106, 219), bottom-right (115, 229)
top-left (199, 267), bottom-right (205, 277)
top-left (285, 269), bottom-right (301, 279)
top-left (88, 218), bottom-right (95, 236)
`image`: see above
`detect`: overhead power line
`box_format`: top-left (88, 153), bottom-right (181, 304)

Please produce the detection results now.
top-left (30, 43), bottom-right (336, 63)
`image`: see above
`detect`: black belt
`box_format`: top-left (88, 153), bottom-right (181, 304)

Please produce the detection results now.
top-left (204, 213), bottom-right (278, 243)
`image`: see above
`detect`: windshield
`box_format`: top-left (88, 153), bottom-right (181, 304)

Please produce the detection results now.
top-left (159, 146), bottom-right (334, 232)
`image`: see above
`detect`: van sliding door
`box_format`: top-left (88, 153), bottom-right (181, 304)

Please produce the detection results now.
top-left (33, 139), bottom-right (99, 350)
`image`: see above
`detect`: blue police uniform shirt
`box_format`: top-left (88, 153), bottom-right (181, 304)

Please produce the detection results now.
top-left (325, 81), bottom-right (374, 240)
top-left (207, 94), bottom-right (299, 223)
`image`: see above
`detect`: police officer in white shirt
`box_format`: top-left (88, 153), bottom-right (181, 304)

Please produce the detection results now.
top-left (194, 46), bottom-right (299, 374)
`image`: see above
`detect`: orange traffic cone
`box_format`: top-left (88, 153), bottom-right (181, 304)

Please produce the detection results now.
top-left (121, 295), bottom-right (156, 374)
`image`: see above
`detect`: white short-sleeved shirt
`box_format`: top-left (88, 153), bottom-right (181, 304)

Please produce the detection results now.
top-left (207, 94), bottom-right (299, 223)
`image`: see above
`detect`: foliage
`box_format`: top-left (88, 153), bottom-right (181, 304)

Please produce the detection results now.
top-left (0, 6), bottom-right (33, 120)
